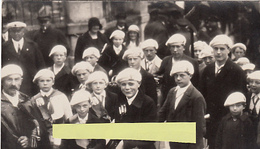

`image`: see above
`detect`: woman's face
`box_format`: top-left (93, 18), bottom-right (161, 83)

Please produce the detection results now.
top-left (90, 25), bottom-right (100, 34)
top-left (129, 31), bottom-right (138, 40)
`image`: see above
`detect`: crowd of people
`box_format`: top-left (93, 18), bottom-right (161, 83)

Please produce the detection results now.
top-left (1, 4), bottom-right (260, 149)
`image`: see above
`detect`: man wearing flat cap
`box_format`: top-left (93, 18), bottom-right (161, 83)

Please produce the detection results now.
top-left (27, 14), bottom-right (71, 66)
top-left (199, 34), bottom-right (247, 149)
top-left (158, 60), bottom-right (206, 149)
top-left (1, 64), bottom-right (47, 149)
top-left (2, 21), bottom-right (45, 96)
top-left (115, 68), bottom-right (157, 149)
top-left (156, 33), bottom-right (199, 106)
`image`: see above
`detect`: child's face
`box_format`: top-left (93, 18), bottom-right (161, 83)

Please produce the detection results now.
top-left (249, 79), bottom-right (260, 94)
top-left (128, 55), bottom-right (141, 70)
top-left (113, 36), bottom-right (124, 47)
top-left (129, 31), bottom-right (138, 40)
top-left (52, 52), bottom-right (66, 66)
top-left (74, 101), bottom-right (91, 118)
top-left (38, 77), bottom-right (54, 92)
top-left (174, 72), bottom-right (191, 88)
top-left (229, 103), bottom-right (245, 116)
top-left (84, 55), bottom-right (98, 66)
top-left (91, 79), bottom-right (107, 95)
top-left (76, 69), bottom-right (91, 84)
top-left (233, 48), bottom-right (245, 60)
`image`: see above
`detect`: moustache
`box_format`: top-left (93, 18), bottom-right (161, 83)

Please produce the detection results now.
top-left (9, 86), bottom-right (18, 90)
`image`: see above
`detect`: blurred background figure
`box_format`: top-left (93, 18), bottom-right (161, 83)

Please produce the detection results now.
top-left (231, 43), bottom-right (247, 61)
top-left (125, 25), bottom-right (140, 49)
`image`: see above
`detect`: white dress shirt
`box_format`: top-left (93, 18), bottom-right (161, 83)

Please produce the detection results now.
top-left (3, 90), bottom-right (19, 107)
top-left (12, 38), bottom-right (24, 53)
top-left (113, 45), bottom-right (122, 55)
top-left (174, 82), bottom-right (191, 109)
top-left (126, 90), bottom-right (139, 105)
top-left (250, 93), bottom-right (260, 115)
top-left (93, 91), bottom-right (106, 107)
top-left (53, 63), bottom-right (64, 75)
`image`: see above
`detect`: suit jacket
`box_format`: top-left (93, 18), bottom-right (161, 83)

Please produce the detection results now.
top-left (141, 55), bottom-right (162, 75)
top-left (94, 64), bottom-right (107, 74)
top-left (104, 91), bottom-right (118, 120)
top-left (115, 90), bottom-right (157, 148)
top-left (74, 31), bottom-right (108, 63)
top-left (158, 84), bottom-right (206, 149)
top-left (49, 65), bottom-right (72, 96)
top-left (26, 26), bottom-right (70, 66)
top-left (199, 58), bottom-right (247, 139)
top-left (98, 45), bottom-right (128, 77)
top-left (63, 109), bottom-right (107, 149)
top-left (1, 91), bottom-right (51, 149)
top-left (2, 38), bottom-right (45, 96)
top-left (140, 68), bottom-right (158, 104)
top-left (156, 54), bottom-right (199, 103)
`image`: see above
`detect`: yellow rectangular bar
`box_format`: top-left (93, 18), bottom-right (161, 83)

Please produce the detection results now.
top-left (53, 122), bottom-right (196, 143)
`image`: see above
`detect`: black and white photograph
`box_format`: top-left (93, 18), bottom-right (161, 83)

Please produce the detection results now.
top-left (1, 1), bottom-right (260, 149)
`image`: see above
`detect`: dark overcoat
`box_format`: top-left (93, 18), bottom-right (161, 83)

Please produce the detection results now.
top-left (158, 84), bottom-right (206, 149)
top-left (2, 38), bottom-right (45, 96)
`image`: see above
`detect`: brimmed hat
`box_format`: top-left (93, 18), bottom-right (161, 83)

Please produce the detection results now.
top-left (85, 71), bottom-right (109, 85)
top-left (209, 34), bottom-right (233, 49)
top-left (110, 30), bottom-right (125, 39)
top-left (88, 17), bottom-right (102, 30)
top-left (166, 34), bottom-right (186, 46)
top-left (33, 69), bottom-right (55, 83)
top-left (116, 68), bottom-right (142, 84)
top-left (141, 39), bottom-right (158, 50)
top-left (71, 62), bottom-right (94, 76)
top-left (70, 90), bottom-right (92, 106)
top-left (170, 60), bottom-right (194, 76)
top-left (224, 92), bottom-right (246, 107)
top-left (82, 47), bottom-right (100, 59)
top-left (122, 47), bottom-right (144, 60)
top-left (247, 71), bottom-right (260, 80)
top-left (1, 64), bottom-right (23, 79)
top-left (128, 25), bottom-right (139, 33)
top-left (49, 45), bottom-right (67, 57)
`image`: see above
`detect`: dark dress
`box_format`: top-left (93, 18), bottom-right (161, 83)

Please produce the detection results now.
top-left (74, 31), bottom-right (108, 63)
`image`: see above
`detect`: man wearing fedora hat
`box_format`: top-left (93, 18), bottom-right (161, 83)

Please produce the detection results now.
top-left (27, 14), bottom-right (70, 67)
top-left (74, 17), bottom-right (108, 63)
top-left (2, 21), bottom-right (45, 96)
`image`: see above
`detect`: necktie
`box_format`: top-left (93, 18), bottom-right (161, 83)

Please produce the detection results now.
top-left (252, 95), bottom-right (259, 117)
top-left (145, 60), bottom-right (152, 71)
top-left (18, 43), bottom-right (21, 55)
top-left (215, 67), bottom-right (223, 77)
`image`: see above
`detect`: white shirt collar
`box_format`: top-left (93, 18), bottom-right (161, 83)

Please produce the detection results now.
top-left (252, 93), bottom-right (260, 99)
top-left (93, 90), bottom-right (106, 107)
top-left (113, 45), bottom-right (122, 55)
top-left (77, 113), bottom-right (89, 124)
top-left (53, 63), bottom-right (64, 75)
top-left (215, 62), bottom-right (225, 74)
top-left (126, 90), bottom-right (139, 105)
top-left (12, 38), bottom-right (24, 53)
top-left (3, 90), bottom-right (20, 107)
top-left (176, 82), bottom-right (191, 93)
top-left (40, 88), bottom-right (54, 97)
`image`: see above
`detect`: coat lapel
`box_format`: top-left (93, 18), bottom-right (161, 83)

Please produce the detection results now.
top-left (172, 85), bottom-right (194, 115)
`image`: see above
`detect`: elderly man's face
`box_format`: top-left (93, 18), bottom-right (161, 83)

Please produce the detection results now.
top-left (120, 80), bottom-right (140, 98)
top-left (213, 45), bottom-right (230, 63)
top-left (9, 28), bottom-right (24, 41)
top-left (174, 72), bottom-right (191, 88)
top-left (2, 74), bottom-right (23, 96)
top-left (76, 69), bottom-right (91, 84)
top-left (169, 43), bottom-right (185, 59)
top-left (128, 55), bottom-right (142, 70)
top-left (143, 47), bottom-right (157, 61)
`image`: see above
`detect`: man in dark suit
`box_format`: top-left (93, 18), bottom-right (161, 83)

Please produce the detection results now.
top-left (158, 60), bottom-right (206, 149)
top-left (27, 15), bottom-right (70, 66)
top-left (199, 34), bottom-right (247, 149)
top-left (122, 47), bottom-right (158, 105)
top-left (156, 34), bottom-right (199, 106)
top-left (2, 21), bottom-right (45, 96)
top-left (1, 64), bottom-right (48, 149)
top-left (115, 68), bottom-right (157, 149)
